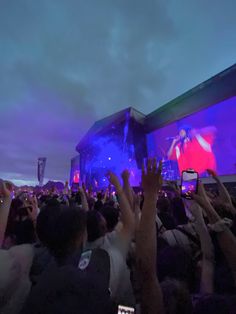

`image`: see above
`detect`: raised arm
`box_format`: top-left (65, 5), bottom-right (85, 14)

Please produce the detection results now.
top-left (133, 193), bottom-right (142, 238)
top-left (194, 182), bottom-right (236, 284)
top-left (121, 170), bottom-right (135, 209)
top-left (107, 172), bottom-right (135, 240)
top-left (196, 126), bottom-right (217, 135)
top-left (187, 200), bottom-right (214, 294)
top-left (136, 159), bottom-right (165, 314)
top-left (0, 180), bottom-right (12, 248)
top-left (167, 137), bottom-right (179, 159)
top-left (78, 187), bottom-right (89, 212)
top-left (207, 169), bottom-right (236, 215)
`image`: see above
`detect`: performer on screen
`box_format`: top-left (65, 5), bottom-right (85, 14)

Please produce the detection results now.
top-left (73, 170), bottom-right (80, 184)
top-left (167, 125), bottom-right (217, 175)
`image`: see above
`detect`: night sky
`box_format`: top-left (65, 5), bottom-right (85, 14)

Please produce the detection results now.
top-left (0, 0), bottom-right (236, 185)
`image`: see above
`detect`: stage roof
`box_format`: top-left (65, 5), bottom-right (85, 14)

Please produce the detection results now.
top-left (76, 63), bottom-right (236, 152)
top-left (145, 63), bottom-right (236, 132)
top-left (76, 107), bottom-right (146, 151)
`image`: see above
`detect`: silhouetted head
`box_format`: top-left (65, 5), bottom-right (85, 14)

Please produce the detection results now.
top-left (86, 211), bottom-right (107, 242)
top-left (37, 204), bottom-right (87, 260)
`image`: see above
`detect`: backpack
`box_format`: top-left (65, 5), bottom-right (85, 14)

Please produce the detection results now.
top-left (78, 248), bottom-right (111, 291)
top-left (21, 248), bottom-right (112, 314)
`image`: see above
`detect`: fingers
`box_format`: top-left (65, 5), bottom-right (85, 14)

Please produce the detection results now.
top-left (192, 193), bottom-right (201, 205)
top-left (198, 180), bottom-right (207, 197)
top-left (143, 158), bottom-right (162, 173)
top-left (157, 159), bottom-right (162, 174)
top-left (142, 161), bottom-right (145, 176)
top-left (147, 158), bottom-right (152, 171)
top-left (152, 158), bottom-right (157, 171)
top-left (207, 168), bottom-right (217, 177)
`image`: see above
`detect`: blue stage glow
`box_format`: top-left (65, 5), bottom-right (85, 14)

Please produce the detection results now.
top-left (84, 136), bottom-right (140, 188)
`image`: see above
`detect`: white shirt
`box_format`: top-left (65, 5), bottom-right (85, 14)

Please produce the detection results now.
top-left (85, 230), bottom-right (135, 306)
top-left (0, 244), bottom-right (34, 314)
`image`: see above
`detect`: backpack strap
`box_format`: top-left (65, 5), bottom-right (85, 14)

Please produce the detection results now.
top-left (78, 248), bottom-right (110, 290)
top-left (176, 226), bottom-right (201, 247)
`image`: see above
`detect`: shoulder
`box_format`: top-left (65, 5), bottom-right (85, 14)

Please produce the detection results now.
top-left (107, 231), bottom-right (131, 259)
top-left (105, 230), bottom-right (118, 243)
top-left (0, 249), bottom-right (20, 290)
top-left (22, 264), bottom-right (112, 314)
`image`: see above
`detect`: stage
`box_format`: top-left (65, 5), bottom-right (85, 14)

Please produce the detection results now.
top-left (71, 64), bottom-right (236, 191)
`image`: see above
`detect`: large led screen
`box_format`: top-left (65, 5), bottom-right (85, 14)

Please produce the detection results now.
top-left (147, 96), bottom-right (236, 180)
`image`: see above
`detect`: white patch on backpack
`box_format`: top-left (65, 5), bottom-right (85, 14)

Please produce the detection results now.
top-left (78, 250), bottom-right (92, 270)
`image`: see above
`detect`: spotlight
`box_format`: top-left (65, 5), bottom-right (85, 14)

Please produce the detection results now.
top-left (108, 157), bottom-right (111, 160)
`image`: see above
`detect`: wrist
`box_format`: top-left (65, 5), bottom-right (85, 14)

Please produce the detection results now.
top-left (143, 191), bottom-right (158, 199)
top-left (123, 178), bottom-right (129, 184)
top-left (116, 187), bottom-right (124, 195)
top-left (144, 193), bottom-right (158, 206)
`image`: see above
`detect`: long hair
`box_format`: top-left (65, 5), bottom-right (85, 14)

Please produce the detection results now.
top-left (178, 125), bottom-right (192, 152)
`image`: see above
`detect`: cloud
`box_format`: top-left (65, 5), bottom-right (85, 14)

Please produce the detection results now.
top-left (0, 0), bottom-right (235, 183)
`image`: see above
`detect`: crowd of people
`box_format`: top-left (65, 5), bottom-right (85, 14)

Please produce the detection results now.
top-left (1, 160), bottom-right (236, 314)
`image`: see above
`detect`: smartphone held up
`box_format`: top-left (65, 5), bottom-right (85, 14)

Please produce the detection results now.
top-left (181, 169), bottom-right (198, 199)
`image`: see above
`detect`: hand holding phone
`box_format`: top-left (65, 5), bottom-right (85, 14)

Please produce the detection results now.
top-left (181, 170), bottom-right (198, 200)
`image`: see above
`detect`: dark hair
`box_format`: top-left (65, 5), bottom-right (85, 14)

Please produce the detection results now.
top-left (36, 204), bottom-right (87, 259)
top-left (171, 197), bottom-right (188, 225)
top-left (97, 192), bottom-right (103, 200)
top-left (14, 219), bottom-right (36, 245)
top-left (86, 211), bottom-right (107, 242)
top-left (157, 246), bottom-right (195, 290)
top-left (193, 295), bottom-right (230, 314)
top-left (157, 197), bottom-right (171, 213)
top-left (94, 200), bottom-right (103, 211)
top-left (5, 198), bottom-right (24, 237)
top-left (100, 206), bottom-right (119, 232)
top-left (5, 198), bottom-right (36, 245)
top-left (157, 197), bottom-right (176, 230)
top-left (178, 124), bottom-right (192, 135)
top-left (161, 279), bottom-right (193, 314)
top-left (178, 125), bottom-right (192, 152)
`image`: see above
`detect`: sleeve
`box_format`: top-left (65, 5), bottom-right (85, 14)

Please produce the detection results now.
top-left (203, 134), bottom-right (214, 145)
top-left (195, 134), bottom-right (213, 152)
top-left (196, 127), bottom-right (216, 145)
top-left (169, 145), bottom-right (177, 160)
top-left (106, 231), bottom-right (129, 258)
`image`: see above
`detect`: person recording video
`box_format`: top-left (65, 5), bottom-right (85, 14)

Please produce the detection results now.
top-left (167, 125), bottom-right (217, 175)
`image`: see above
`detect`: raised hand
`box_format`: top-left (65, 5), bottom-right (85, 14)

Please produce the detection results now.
top-left (26, 195), bottom-right (38, 222)
top-left (106, 171), bottom-right (122, 192)
top-left (207, 169), bottom-right (217, 178)
top-left (193, 181), bottom-right (210, 207)
top-left (121, 170), bottom-right (130, 182)
top-left (165, 180), bottom-right (181, 197)
top-left (142, 158), bottom-right (162, 194)
top-left (0, 179), bottom-right (12, 199)
top-left (78, 187), bottom-right (86, 198)
top-left (31, 195), bottom-right (38, 210)
top-left (82, 182), bottom-right (86, 192)
top-left (185, 200), bottom-right (204, 221)
top-left (207, 169), bottom-right (234, 214)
